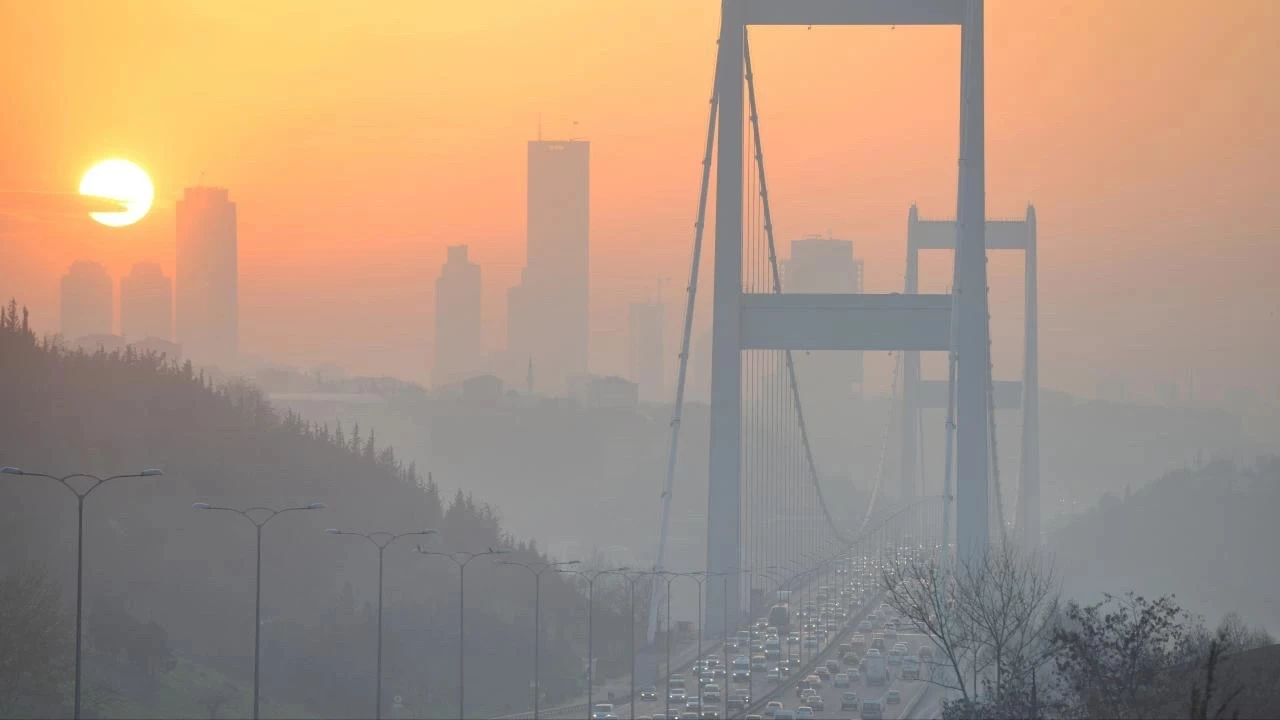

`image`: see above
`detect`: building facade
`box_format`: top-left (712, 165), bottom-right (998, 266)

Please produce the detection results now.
top-left (176, 187), bottom-right (237, 368)
top-left (783, 236), bottom-right (865, 476)
top-left (628, 300), bottom-right (665, 402)
top-left (60, 260), bottom-right (112, 342)
top-left (506, 139), bottom-right (590, 395)
top-left (120, 261), bottom-right (172, 341)
top-left (434, 244), bottom-right (483, 386)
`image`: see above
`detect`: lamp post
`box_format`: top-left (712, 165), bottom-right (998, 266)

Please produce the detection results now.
top-left (192, 501), bottom-right (324, 720)
top-left (325, 528), bottom-right (436, 719)
top-left (653, 571), bottom-right (678, 720)
top-left (499, 559), bottom-right (580, 719)
top-left (615, 570), bottom-right (658, 720)
top-left (2, 466), bottom-right (162, 720)
top-left (558, 567), bottom-right (628, 718)
top-left (417, 548), bottom-right (509, 719)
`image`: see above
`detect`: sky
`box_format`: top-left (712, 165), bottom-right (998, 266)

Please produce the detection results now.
top-left (0, 0), bottom-right (1276, 404)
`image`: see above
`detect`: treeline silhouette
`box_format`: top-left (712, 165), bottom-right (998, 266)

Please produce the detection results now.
top-left (0, 300), bottom-right (641, 718)
top-left (1052, 454), bottom-right (1280, 636)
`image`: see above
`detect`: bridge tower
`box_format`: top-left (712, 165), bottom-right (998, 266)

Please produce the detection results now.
top-left (900, 204), bottom-right (1041, 545)
top-left (706, 0), bottom-right (992, 635)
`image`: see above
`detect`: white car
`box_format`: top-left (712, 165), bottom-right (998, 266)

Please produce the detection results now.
top-left (592, 703), bottom-right (619, 720)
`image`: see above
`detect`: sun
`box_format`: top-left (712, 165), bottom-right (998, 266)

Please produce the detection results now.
top-left (79, 159), bottom-right (154, 227)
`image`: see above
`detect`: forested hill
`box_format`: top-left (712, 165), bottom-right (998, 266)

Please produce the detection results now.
top-left (0, 302), bottom-right (590, 719)
top-left (1051, 455), bottom-right (1280, 635)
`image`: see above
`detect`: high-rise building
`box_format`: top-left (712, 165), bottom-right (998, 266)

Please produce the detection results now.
top-left (434, 244), bottom-right (483, 386)
top-left (506, 139), bottom-right (590, 395)
top-left (784, 237), bottom-right (865, 474)
top-left (628, 300), bottom-right (665, 402)
top-left (120, 262), bottom-right (172, 341)
top-left (176, 187), bottom-right (237, 367)
top-left (60, 260), bottom-right (113, 342)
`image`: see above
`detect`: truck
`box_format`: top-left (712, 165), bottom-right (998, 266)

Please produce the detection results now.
top-left (768, 603), bottom-right (791, 634)
top-left (865, 653), bottom-right (888, 686)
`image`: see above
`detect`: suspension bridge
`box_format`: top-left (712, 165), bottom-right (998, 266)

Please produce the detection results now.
top-left (644, 0), bottom-right (1042, 662)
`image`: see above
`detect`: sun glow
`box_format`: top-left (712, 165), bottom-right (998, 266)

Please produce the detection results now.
top-left (79, 159), bottom-right (154, 227)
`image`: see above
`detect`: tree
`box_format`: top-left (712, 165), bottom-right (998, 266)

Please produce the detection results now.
top-left (199, 681), bottom-right (240, 719)
top-left (0, 566), bottom-right (71, 717)
top-left (1053, 592), bottom-right (1193, 719)
top-left (880, 551), bottom-right (978, 700)
top-left (881, 542), bottom-right (1060, 718)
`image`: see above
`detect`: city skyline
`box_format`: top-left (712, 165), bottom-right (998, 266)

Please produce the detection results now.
top-left (1, 0), bottom-right (1277, 405)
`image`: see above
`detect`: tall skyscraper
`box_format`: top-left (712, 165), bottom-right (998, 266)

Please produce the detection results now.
top-left (628, 300), bottom-right (665, 402)
top-left (176, 187), bottom-right (237, 367)
top-left (506, 139), bottom-right (590, 395)
top-left (434, 244), bottom-right (483, 386)
top-left (120, 262), bottom-right (172, 341)
top-left (784, 237), bottom-right (865, 474)
top-left (60, 260), bottom-right (112, 342)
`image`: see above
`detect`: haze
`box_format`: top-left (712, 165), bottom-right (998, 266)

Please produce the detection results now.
top-left (2, 2), bottom-right (1278, 719)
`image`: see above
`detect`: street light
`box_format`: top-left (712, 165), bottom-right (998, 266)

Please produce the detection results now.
top-left (499, 559), bottom-right (580, 719)
top-left (558, 566), bottom-right (631, 718)
top-left (417, 547), bottom-right (510, 719)
top-left (326, 528), bottom-right (437, 720)
top-left (2, 466), bottom-right (162, 720)
top-left (192, 500), bottom-right (325, 720)
top-left (612, 570), bottom-right (659, 720)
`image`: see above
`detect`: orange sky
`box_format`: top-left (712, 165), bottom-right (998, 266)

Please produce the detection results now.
top-left (1, 1), bottom-right (1277, 403)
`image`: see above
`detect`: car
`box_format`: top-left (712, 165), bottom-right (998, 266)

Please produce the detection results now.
top-left (858, 620), bottom-right (872, 631)
top-left (700, 711), bottom-right (721, 720)
top-left (841, 691), bottom-right (859, 710)
top-left (685, 699), bottom-right (702, 712)
top-left (640, 687), bottom-right (658, 701)
top-left (887, 689), bottom-right (901, 704)
top-left (833, 672), bottom-right (850, 687)
top-left (803, 635), bottom-right (818, 648)
top-left (678, 713), bottom-right (700, 720)
top-left (788, 654), bottom-right (802, 668)
top-left (801, 694), bottom-right (824, 711)
top-left (815, 667), bottom-right (831, 680)
top-left (592, 703), bottom-right (619, 720)
top-left (669, 688), bottom-right (687, 702)
top-left (888, 649), bottom-right (903, 665)
top-left (774, 712), bottom-right (796, 720)
top-left (885, 627), bottom-right (898, 642)
top-left (766, 667), bottom-right (781, 682)
top-left (763, 701), bottom-right (784, 718)
top-left (805, 673), bottom-right (821, 688)
top-left (794, 707), bottom-right (815, 719)
top-left (849, 669), bottom-right (861, 683)
top-left (726, 693), bottom-right (750, 711)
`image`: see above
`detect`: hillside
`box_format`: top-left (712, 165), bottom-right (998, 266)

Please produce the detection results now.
top-left (0, 303), bottom-right (602, 719)
top-left (1050, 456), bottom-right (1280, 635)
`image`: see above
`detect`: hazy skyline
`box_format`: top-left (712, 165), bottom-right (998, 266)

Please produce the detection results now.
top-left (1, 0), bottom-right (1277, 403)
